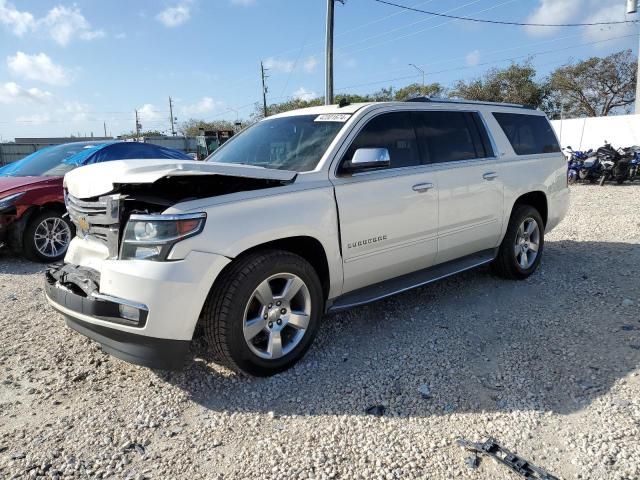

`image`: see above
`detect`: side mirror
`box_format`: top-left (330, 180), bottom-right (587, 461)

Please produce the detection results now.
top-left (343, 148), bottom-right (390, 172)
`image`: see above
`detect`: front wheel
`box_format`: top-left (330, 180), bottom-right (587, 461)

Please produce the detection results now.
top-left (22, 210), bottom-right (74, 262)
top-left (491, 205), bottom-right (544, 280)
top-left (201, 250), bottom-right (323, 376)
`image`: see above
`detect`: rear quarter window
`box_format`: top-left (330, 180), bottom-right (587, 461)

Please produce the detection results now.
top-left (492, 112), bottom-right (560, 155)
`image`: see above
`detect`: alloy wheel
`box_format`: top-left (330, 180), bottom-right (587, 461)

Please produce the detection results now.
top-left (33, 217), bottom-right (71, 259)
top-left (242, 273), bottom-right (311, 360)
top-left (514, 217), bottom-right (540, 269)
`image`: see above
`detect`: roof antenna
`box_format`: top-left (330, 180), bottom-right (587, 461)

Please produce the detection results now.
top-left (338, 97), bottom-right (350, 108)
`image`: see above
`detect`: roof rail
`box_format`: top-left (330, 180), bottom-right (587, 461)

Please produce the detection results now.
top-left (404, 96), bottom-right (535, 110)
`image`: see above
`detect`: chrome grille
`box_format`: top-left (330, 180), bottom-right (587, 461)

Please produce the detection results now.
top-left (66, 192), bottom-right (123, 258)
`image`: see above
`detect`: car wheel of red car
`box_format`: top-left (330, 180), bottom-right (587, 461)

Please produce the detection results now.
top-left (23, 210), bottom-right (74, 263)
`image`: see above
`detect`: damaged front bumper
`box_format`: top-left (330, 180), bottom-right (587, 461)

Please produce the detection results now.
top-left (45, 263), bottom-right (190, 370)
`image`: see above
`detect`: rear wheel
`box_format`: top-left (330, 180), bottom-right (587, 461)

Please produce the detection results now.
top-left (492, 205), bottom-right (544, 280)
top-left (201, 250), bottom-right (323, 376)
top-left (23, 210), bottom-right (74, 263)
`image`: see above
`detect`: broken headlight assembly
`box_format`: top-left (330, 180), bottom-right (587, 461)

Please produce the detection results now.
top-left (120, 212), bottom-right (206, 261)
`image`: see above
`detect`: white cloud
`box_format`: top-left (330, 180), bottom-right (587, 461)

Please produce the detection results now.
top-left (61, 101), bottom-right (90, 123)
top-left (156, 3), bottom-right (191, 28)
top-left (7, 52), bottom-right (71, 86)
top-left (0, 1), bottom-right (103, 46)
top-left (181, 96), bottom-right (220, 116)
top-left (0, 81), bottom-right (52, 104)
top-left (231, 0), bottom-right (256, 6)
top-left (40, 5), bottom-right (104, 46)
top-left (137, 104), bottom-right (163, 121)
top-left (264, 57), bottom-right (295, 73)
top-left (465, 49), bottom-right (481, 67)
top-left (582, 3), bottom-right (636, 43)
top-left (0, 0), bottom-right (34, 35)
top-left (293, 87), bottom-right (316, 102)
top-left (115, 32), bottom-right (127, 39)
top-left (303, 56), bottom-right (318, 73)
top-left (525, 0), bottom-right (633, 41)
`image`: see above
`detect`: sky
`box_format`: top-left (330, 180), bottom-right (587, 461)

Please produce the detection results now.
top-left (0, 0), bottom-right (638, 140)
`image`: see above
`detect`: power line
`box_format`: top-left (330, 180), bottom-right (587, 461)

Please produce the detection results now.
top-left (338, 0), bottom-right (518, 58)
top-left (342, 29), bottom-right (589, 84)
top-left (335, 0), bottom-right (485, 54)
top-left (371, 0), bottom-right (639, 27)
top-left (257, 0), bottom-right (437, 63)
top-left (335, 32), bottom-right (640, 92)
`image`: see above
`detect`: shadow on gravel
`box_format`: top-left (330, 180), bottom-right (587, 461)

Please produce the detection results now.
top-left (0, 251), bottom-right (45, 275)
top-left (123, 241), bottom-right (640, 417)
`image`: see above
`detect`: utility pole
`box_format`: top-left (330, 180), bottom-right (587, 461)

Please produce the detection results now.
top-left (626, 0), bottom-right (640, 113)
top-left (169, 96), bottom-right (176, 136)
top-left (260, 61), bottom-right (269, 118)
top-left (103, 121), bottom-right (107, 137)
top-left (409, 63), bottom-right (425, 87)
top-left (325, 0), bottom-right (335, 105)
top-left (135, 109), bottom-right (141, 141)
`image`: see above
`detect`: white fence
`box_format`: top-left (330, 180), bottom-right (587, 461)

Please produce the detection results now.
top-left (551, 114), bottom-right (640, 150)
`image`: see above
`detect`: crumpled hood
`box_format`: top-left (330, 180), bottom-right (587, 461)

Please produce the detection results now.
top-left (0, 175), bottom-right (61, 196)
top-left (63, 159), bottom-right (297, 199)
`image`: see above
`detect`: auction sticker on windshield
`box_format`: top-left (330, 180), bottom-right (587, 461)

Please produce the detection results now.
top-left (315, 113), bottom-right (351, 122)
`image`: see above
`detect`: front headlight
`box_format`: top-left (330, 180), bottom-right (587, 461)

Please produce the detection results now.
top-left (120, 212), bottom-right (206, 261)
top-left (0, 192), bottom-right (26, 212)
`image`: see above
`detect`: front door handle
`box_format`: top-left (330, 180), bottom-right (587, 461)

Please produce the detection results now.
top-left (412, 182), bottom-right (434, 193)
top-left (483, 172), bottom-right (498, 181)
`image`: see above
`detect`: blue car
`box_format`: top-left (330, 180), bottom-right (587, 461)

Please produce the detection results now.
top-left (0, 141), bottom-right (191, 262)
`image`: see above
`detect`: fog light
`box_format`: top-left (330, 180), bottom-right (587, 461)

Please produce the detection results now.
top-left (119, 304), bottom-right (140, 322)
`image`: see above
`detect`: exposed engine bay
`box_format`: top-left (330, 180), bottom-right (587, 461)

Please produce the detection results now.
top-left (112, 174), bottom-right (294, 214)
top-left (65, 173), bottom-right (294, 259)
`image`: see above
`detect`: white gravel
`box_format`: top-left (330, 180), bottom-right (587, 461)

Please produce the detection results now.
top-left (1, 184), bottom-right (639, 480)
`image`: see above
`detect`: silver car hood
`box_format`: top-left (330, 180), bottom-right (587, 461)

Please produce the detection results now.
top-left (64, 159), bottom-right (297, 199)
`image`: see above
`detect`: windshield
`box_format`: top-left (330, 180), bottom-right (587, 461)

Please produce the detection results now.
top-left (206, 114), bottom-right (346, 172)
top-left (0, 143), bottom-right (102, 177)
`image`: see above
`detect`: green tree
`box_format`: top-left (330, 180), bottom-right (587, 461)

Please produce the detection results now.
top-left (548, 49), bottom-right (637, 117)
top-left (451, 61), bottom-right (546, 108)
top-left (178, 118), bottom-right (239, 136)
top-left (119, 130), bottom-right (165, 139)
top-left (394, 82), bottom-right (446, 101)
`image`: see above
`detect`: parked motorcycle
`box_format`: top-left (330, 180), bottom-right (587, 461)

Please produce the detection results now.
top-left (627, 146), bottom-right (640, 181)
top-left (597, 141), bottom-right (630, 185)
top-left (564, 146), bottom-right (595, 184)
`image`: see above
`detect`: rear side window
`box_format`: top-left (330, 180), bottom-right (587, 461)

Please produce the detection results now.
top-left (492, 112), bottom-right (560, 155)
top-left (342, 112), bottom-right (420, 169)
top-left (414, 111), bottom-right (493, 163)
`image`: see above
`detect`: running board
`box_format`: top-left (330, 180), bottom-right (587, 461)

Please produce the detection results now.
top-left (327, 249), bottom-right (496, 313)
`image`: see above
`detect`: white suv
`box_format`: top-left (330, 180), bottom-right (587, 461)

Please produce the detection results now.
top-left (45, 99), bottom-right (569, 376)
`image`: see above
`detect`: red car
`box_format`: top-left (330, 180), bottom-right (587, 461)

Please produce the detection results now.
top-left (0, 141), bottom-right (191, 262)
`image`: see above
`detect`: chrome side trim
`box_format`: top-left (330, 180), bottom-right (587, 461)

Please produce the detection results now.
top-left (91, 292), bottom-right (149, 312)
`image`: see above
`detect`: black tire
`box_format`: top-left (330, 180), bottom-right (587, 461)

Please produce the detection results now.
top-left (201, 250), bottom-right (323, 377)
top-left (22, 210), bottom-right (74, 263)
top-left (491, 204), bottom-right (545, 280)
top-left (616, 178), bottom-right (624, 185)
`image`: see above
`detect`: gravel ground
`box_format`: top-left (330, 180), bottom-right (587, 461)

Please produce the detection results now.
top-left (1, 184), bottom-right (639, 480)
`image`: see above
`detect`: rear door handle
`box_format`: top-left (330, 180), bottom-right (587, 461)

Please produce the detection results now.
top-left (483, 172), bottom-right (498, 180)
top-left (412, 182), bottom-right (434, 192)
